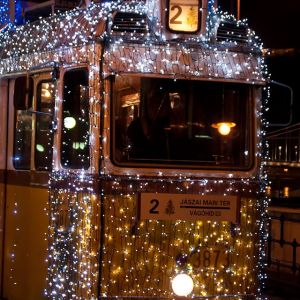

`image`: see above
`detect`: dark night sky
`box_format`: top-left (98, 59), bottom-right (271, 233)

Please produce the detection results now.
top-left (240, 0), bottom-right (299, 49)
top-left (239, 0), bottom-right (300, 126)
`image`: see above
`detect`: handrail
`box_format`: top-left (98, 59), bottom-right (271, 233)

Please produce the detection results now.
top-left (268, 213), bottom-right (300, 275)
top-left (267, 123), bottom-right (300, 163)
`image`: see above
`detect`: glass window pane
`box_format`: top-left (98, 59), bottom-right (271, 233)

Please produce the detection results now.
top-left (61, 68), bottom-right (90, 169)
top-left (35, 81), bottom-right (55, 171)
top-left (14, 76), bottom-right (33, 110)
top-left (14, 111), bottom-right (32, 170)
top-left (113, 76), bottom-right (252, 169)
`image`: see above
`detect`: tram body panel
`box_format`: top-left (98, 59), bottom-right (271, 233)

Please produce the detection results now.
top-left (47, 177), bottom-right (101, 299)
top-left (100, 192), bottom-right (259, 298)
top-left (0, 79), bottom-right (8, 293)
top-left (0, 74), bottom-right (49, 299)
top-left (2, 183), bottom-right (48, 300)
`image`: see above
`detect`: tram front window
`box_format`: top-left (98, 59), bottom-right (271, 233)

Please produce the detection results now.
top-left (113, 76), bottom-right (253, 169)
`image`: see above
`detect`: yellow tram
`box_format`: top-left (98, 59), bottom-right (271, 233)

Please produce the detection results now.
top-left (0, 1), bottom-right (268, 299)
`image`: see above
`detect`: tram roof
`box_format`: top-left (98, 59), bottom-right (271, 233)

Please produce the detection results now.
top-left (0, 1), bottom-right (265, 84)
top-left (0, 2), bottom-right (111, 59)
top-left (0, 0), bottom-right (262, 59)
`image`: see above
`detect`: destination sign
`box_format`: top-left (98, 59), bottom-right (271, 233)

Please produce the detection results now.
top-left (168, 0), bottom-right (200, 33)
top-left (140, 193), bottom-right (239, 222)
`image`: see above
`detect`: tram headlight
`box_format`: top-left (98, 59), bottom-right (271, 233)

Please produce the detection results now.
top-left (171, 273), bottom-right (194, 297)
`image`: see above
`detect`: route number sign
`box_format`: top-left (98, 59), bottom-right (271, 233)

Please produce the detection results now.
top-left (168, 0), bottom-right (200, 32)
top-left (140, 193), bottom-right (239, 222)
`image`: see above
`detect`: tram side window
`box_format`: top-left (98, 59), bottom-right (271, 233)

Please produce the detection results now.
top-left (112, 76), bottom-right (252, 169)
top-left (13, 76), bottom-right (33, 169)
top-left (61, 68), bottom-right (90, 169)
top-left (35, 81), bottom-right (55, 170)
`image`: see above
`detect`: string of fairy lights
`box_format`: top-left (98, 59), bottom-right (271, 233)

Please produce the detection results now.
top-left (0, 0), bottom-right (22, 27)
top-left (0, 0), bottom-right (10, 26)
top-left (0, 0), bottom-right (270, 299)
top-left (100, 183), bottom-right (260, 298)
top-left (7, 200), bottom-right (19, 288)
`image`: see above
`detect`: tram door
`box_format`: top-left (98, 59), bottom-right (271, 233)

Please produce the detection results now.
top-left (1, 72), bottom-right (55, 299)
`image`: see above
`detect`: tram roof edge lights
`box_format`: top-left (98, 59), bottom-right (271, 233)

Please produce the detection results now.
top-left (0, 1), bottom-right (262, 61)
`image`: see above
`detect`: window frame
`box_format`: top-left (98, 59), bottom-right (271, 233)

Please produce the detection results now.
top-left (12, 75), bottom-right (33, 170)
top-left (110, 74), bottom-right (256, 172)
top-left (34, 79), bottom-right (56, 171)
top-left (12, 72), bottom-right (56, 172)
top-left (59, 66), bottom-right (91, 170)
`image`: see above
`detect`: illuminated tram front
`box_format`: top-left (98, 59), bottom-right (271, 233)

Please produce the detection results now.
top-left (0, 1), bottom-right (267, 299)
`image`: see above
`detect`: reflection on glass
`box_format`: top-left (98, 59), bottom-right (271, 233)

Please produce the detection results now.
top-left (113, 76), bottom-right (252, 169)
top-left (13, 76), bottom-right (33, 169)
top-left (64, 117), bottom-right (77, 129)
top-left (36, 144), bottom-right (45, 152)
top-left (35, 81), bottom-right (55, 170)
top-left (211, 122), bottom-right (236, 136)
top-left (61, 68), bottom-right (89, 169)
top-left (14, 110), bottom-right (32, 169)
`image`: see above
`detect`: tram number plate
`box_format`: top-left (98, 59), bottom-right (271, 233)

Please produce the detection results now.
top-left (189, 248), bottom-right (230, 270)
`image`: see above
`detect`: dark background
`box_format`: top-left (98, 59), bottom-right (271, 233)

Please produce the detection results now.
top-left (237, 0), bottom-right (299, 126)
top-left (218, 0), bottom-right (298, 48)
top-left (241, 0), bottom-right (299, 49)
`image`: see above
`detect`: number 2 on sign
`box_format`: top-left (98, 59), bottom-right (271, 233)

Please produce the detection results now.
top-left (168, 1), bottom-right (199, 32)
top-left (149, 199), bottom-right (159, 214)
top-left (170, 5), bottom-right (182, 24)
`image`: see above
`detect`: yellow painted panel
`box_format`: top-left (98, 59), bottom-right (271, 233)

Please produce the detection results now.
top-left (3, 185), bottom-right (48, 300)
top-left (0, 182), bottom-right (4, 293)
top-left (101, 195), bottom-right (259, 298)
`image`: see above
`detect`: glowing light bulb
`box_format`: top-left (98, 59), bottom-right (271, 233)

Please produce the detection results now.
top-left (171, 273), bottom-right (194, 297)
top-left (211, 122), bottom-right (236, 136)
top-left (44, 90), bottom-right (51, 98)
top-left (36, 144), bottom-right (45, 152)
top-left (218, 123), bottom-right (231, 135)
top-left (64, 117), bottom-right (76, 129)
